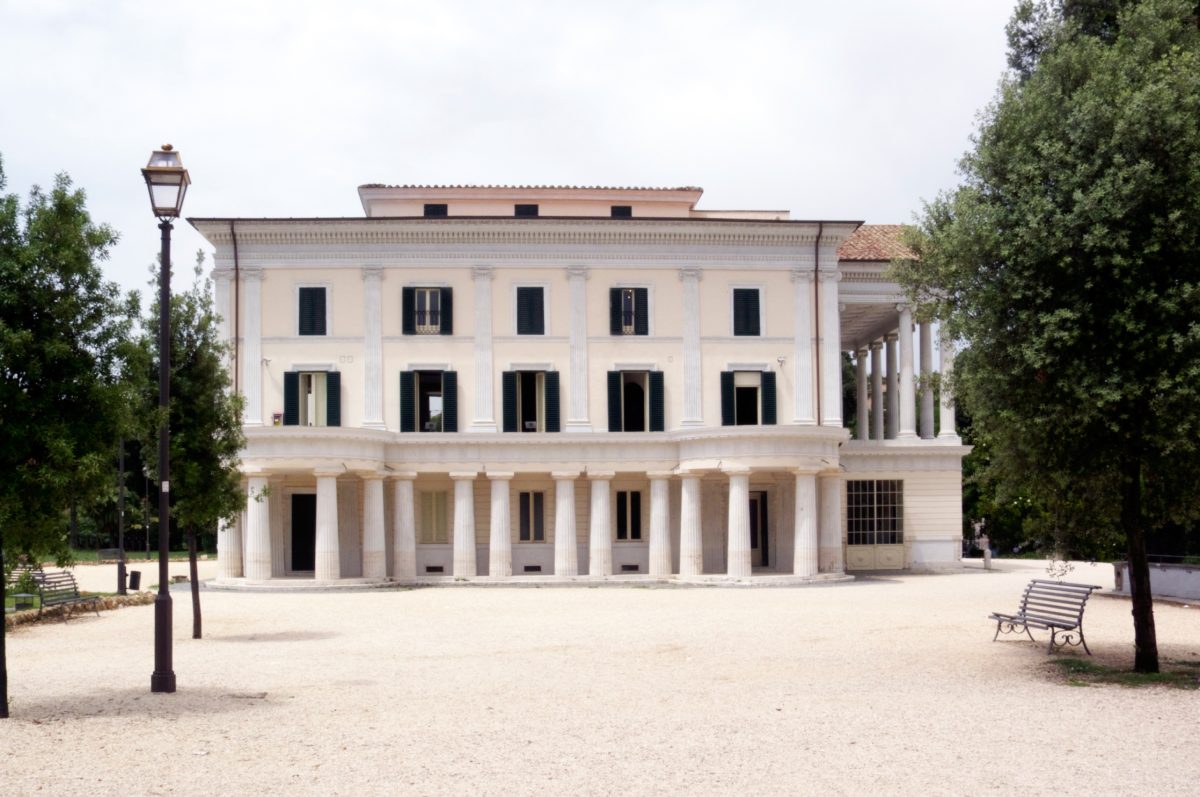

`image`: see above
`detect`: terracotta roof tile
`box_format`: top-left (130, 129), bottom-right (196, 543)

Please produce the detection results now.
top-left (838, 224), bottom-right (917, 261)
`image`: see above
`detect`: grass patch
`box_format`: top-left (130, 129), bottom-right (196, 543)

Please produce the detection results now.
top-left (1050, 658), bottom-right (1200, 689)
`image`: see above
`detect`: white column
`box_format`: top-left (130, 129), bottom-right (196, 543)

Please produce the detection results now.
top-left (679, 268), bottom-right (704, 426)
top-left (793, 471), bottom-right (818, 577)
top-left (870, 340), bottom-right (884, 441)
top-left (451, 472), bottom-right (478, 577)
top-left (212, 270), bottom-right (234, 376)
top-left (565, 267), bottom-right (592, 432)
top-left (553, 472), bottom-right (579, 575)
top-left (361, 472), bottom-right (386, 579)
top-left (725, 467), bottom-right (752, 578)
top-left (938, 330), bottom-right (958, 439)
top-left (648, 472), bottom-right (673, 577)
top-left (361, 267), bottom-right (384, 428)
top-left (217, 513), bottom-right (243, 580)
top-left (679, 475), bottom-right (704, 576)
top-left (818, 271), bottom-right (843, 427)
top-left (791, 269), bottom-right (816, 425)
top-left (885, 333), bottom-right (898, 439)
top-left (488, 472), bottom-right (514, 577)
top-left (470, 266), bottom-right (497, 432)
top-left (315, 470), bottom-right (341, 581)
top-left (241, 269), bottom-right (263, 425)
top-left (244, 475), bottom-right (271, 580)
top-left (897, 304), bottom-right (918, 439)
top-left (919, 320), bottom-right (935, 439)
top-left (588, 471), bottom-right (614, 577)
top-left (392, 474), bottom-right (417, 581)
top-left (855, 348), bottom-right (869, 441)
top-left (819, 472), bottom-right (844, 574)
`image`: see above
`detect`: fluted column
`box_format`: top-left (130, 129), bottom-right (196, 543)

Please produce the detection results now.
top-left (870, 341), bottom-right (884, 441)
top-left (679, 268), bottom-right (704, 426)
top-left (897, 305), bottom-right (918, 439)
top-left (392, 473), bottom-right (417, 581)
top-left (885, 333), bottom-right (898, 439)
top-left (314, 469), bottom-right (341, 581)
top-left (451, 472), bottom-right (478, 577)
top-left (819, 472), bottom-right (844, 574)
top-left (818, 270), bottom-right (842, 427)
top-left (244, 474), bottom-right (271, 579)
top-left (241, 269), bottom-right (263, 425)
top-left (725, 467), bottom-right (752, 577)
top-left (679, 475), bottom-right (704, 576)
top-left (855, 348), bottom-right (869, 441)
top-left (793, 470), bottom-right (819, 577)
top-left (791, 269), bottom-right (816, 424)
top-left (588, 471), bottom-right (614, 577)
top-left (565, 267), bottom-right (591, 432)
top-left (470, 266), bottom-right (497, 432)
top-left (488, 472), bottom-right (514, 577)
top-left (552, 472), bottom-right (580, 575)
top-left (361, 267), bottom-right (384, 428)
top-left (361, 472), bottom-right (386, 579)
top-left (212, 271), bottom-right (234, 376)
top-left (648, 472), bottom-right (673, 577)
top-left (938, 330), bottom-right (959, 439)
top-left (919, 320), bottom-right (934, 439)
top-left (217, 514), bottom-right (243, 580)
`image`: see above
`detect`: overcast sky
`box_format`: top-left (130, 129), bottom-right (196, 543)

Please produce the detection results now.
top-left (1, 0), bottom-right (1016, 298)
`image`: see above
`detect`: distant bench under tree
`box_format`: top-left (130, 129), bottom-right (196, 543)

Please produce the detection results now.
top-left (5, 568), bottom-right (100, 619)
top-left (989, 579), bottom-right (1103, 655)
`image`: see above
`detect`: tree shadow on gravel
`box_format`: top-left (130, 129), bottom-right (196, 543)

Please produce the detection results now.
top-left (9, 686), bottom-right (275, 722)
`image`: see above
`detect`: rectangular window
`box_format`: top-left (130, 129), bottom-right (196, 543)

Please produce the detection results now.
top-left (284, 371), bottom-right (341, 427)
top-left (607, 370), bottom-right (665, 432)
top-left (503, 370), bottom-right (560, 433)
top-left (515, 204), bottom-right (539, 217)
top-left (616, 491), bottom-right (642, 541)
top-left (298, 287), bottom-right (327, 336)
top-left (418, 491), bottom-right (449, 544)
top-left (518, 491), bottom-right (545, 542)
top-left (609, 287), bottom-right (648, 335)
top-left (847, 480), bottom-right (904, 546)
top-left (732, 288), bottom-right (761, 336)
top-left (734, 371), bottom-right (759, 426)
top-left (423, 203), bottom-right (448, 217)
top-left (720, 371), bottom-right (776, 427)
top-left (400, 370), bottom-right (457, 433)
top-left (516, 286), bottom-right (545, 335)
top-left (414, 287), bottom-right (441, 334)
top-left (298, 372), bottom-right (328, 427)
top-left (610, 205), bottom-right (632, 218)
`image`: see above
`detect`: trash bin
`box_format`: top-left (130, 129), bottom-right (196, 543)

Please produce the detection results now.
top-left (127, 570), bottom-right (142, 591)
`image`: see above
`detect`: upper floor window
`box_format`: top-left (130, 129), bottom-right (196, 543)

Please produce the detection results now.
top-left (402, 287), bottom-right (453, 335)
top-left (298, 286), bottom-right (327, 336)
top-left (516, 286), bottom-right (545, 335)
top-left (847, 480), bottom-right (904, 546)
top-left (732, 288), bottom-right (761, 336)
top-left (400, 370), bottom-right (458, 432)
top-left (283, 370), bottom-right (341, 427)
top-left (518, 491), bottom-right (546, 542)
top-left (607, 370), bottom-right (664, 432)
top-left (423, 203), bottom-right (448, 217)
top-left (610, 205), bottom-right (633, 218)
top-left (502, 370), bottom-right (560, 433)
top-left (616, 490), bottom-right (642, 541)
top-left (609, 287), bottom-right (648, 335)
top-left (515, 204), bottom-right (539, 217)
top-left (720, 370), bottom-right (776, 427)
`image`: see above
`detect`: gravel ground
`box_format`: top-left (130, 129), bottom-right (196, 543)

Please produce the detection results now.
top-left (3, 559), bottom-right (1198, 796)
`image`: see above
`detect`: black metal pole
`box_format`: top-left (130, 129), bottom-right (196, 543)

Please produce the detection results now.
top-left (118, 437), bottom-right (127, 596)
top-left (151, 219), bottom-right (176, 694)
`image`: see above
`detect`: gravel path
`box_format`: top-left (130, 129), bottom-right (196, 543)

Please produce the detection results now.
top-left (3, 560), bottom-right (1198, 796)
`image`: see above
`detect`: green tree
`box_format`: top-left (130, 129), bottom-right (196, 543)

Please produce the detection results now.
top-left (138, 252), bottom-right (245, 640)
top-left (0, 156), bottom-right (138, 717)
top-left (898, 0), bottom-right (1200, 672)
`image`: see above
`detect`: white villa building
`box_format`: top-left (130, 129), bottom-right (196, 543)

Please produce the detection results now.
top-left (191, 185), bottom-right (967, 584)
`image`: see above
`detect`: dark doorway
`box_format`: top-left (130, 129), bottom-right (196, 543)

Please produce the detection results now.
top-left (623, 379), bottom-right (646, 432)
top-left (735, 386), bottom-right (759, 425)
top-left (291, 494), bottom-right (316, 572)
top-left (749, 491), bottom-right (769, 567)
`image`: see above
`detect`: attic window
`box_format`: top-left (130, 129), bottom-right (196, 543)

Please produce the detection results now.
top-left (515, 204), bottom-right (539, 217)
top-left (423, 203), bottom-right (448, 217)
top-left (610, 205), bottom-right (632, 218)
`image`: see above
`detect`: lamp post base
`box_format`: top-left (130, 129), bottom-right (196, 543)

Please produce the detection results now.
top-left (151, 592), bottom-right (175, 693)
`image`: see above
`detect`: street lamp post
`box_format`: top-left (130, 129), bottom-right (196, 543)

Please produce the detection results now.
top-left (141, 144), bottom-right (190, 694)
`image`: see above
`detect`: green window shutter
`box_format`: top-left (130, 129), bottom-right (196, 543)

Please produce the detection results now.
top-left (761, 371), bottom-right (777, 425)
top-left (544, 371), bottom-right (560, 433)
top-left (401, 287), bottom-right (416, 335)
top-left (609, 288), bottom-right (622, 335)
top-left (634, 288), bottom-right (649, 335)
top-left (517, 287), bottom-right (544, 335)
top-left (502, 372), bottom-right (518, 432)
top-left (720, 372), bottom-right (735, 426)
top-left (648, 371), bottom-right (665, 432)
top-left (299, 287), bottom-right (326, 335)
top-left (399, 371), bottom-right (415, 433)
top-left (439, 288), bottom-right (453, 335)
top-left (325, 371), bottom-right (341, 427)
top-left (733, 288), bottom-right (760, 336)
top-left (607, 371), bottom-right (622, 432)
top-left (616, 491), bottom-right (627, 540)
top-left (442, 371), bottom-right (458, 432)
top-left (283, 372), bottom-right (299, 425)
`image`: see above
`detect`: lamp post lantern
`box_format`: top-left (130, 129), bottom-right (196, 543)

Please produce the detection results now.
top-left (142, 144), bottom-right (189, 694)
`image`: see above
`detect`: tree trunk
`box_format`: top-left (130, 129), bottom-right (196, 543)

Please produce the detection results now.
top-left (1123, 456), bottom-right (1159, 673)
top-left (1, 531), bottom-right (9, 719)
top-left (69, 500), bottom-right (78, 550)
top-left (187, 528), bottom-right (201, 639)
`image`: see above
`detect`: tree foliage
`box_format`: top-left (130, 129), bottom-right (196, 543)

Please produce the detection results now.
top-left (898, 0), bottom-right (1200, 672)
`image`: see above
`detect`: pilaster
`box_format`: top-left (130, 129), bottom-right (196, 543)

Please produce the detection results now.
top-left (818, 270), bottom-right (842, 426)
top-left (469, 266), bottom-right (497, 432)
top-left (565, 266), bottom-right (592, 432)
top-left (790, 269), bottom-right (816, 425)
top-left (679, 268), bottom-right (704, 426)
top-left (241, 268), bottom-right (263, 426)
top-left (361, 267), bottom-right (385, 429)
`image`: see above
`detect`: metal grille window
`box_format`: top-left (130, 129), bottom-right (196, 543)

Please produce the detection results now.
top-left (414, 288), bottom-right (441, 333)
top-left (847, 480), bottom-right (904, 546)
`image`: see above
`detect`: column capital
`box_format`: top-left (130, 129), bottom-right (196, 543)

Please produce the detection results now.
top-left (870, 339), bottom-right (884, 351)
top-left (566, 265), bottom-right (589, 281)
top-left (356, 469), bottom-right (388, 481)
top-left (239, 267), bottom-right (263, 283)
top-left (896, 302), bottom-right (913, 315)
top-left (212, 269), bottom-right (233, 285)
top-left (818, 269), bottom-right (842, 283)
top-left (471, 265), bottom-right (494, 281)
top-left (678, 267), bottom-right (702, 283)
top-left (885, 332), bottom-right (898, 342)
top-left (586, 470), bottom-right (615, 480)
top-left (360, 265), bottom-right (383, 281)
top-left (449, 471), bottom-right (478, 481)
top-left (486, 471), bottom-right (515, 481)
top-left (388, 471), bottom-right (418, 481)
top-left (790, 268), bottom-right (815, 284)
top-left (551, 470), bottom-right (581, 480)
top-left (646, 470), bottom-right (675, 481)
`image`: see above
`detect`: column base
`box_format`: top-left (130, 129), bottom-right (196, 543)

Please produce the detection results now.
top-left (466, 421), bottom-right (498, 433)
top-left (564, 421), bottom-right (594, 433)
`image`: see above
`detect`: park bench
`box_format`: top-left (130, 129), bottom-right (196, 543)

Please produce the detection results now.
top-left (7, 569), bottom-right (101, 620)
top-left (5, 564), bottom-right (44, 613)
top-left (989, 579), bottom-right (1102, 655)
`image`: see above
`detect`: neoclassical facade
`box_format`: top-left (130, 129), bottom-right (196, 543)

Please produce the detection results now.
top-left (191, 186), bottom-right (967, 584)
